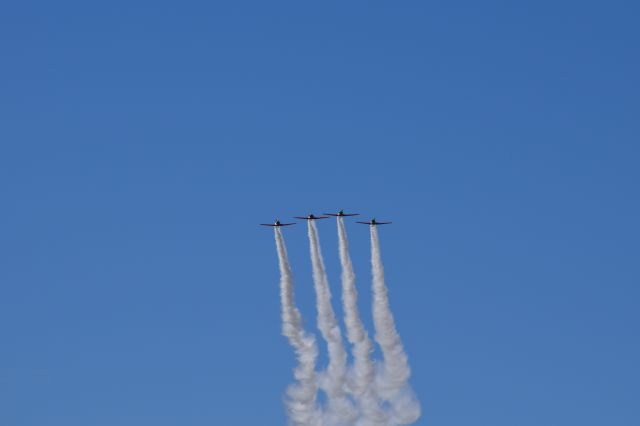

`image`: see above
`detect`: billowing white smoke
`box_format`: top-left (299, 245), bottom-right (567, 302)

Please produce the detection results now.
top-left (370, 226), bottom-right (421, 425)
top-left (273, 222), bottom-right (421, 426)
top-left (337, 218), bottom-right (388, 426)
top-left (274, 228), bottom-right (321, 426)
top-left (307, 221), bottom-right (357, 425)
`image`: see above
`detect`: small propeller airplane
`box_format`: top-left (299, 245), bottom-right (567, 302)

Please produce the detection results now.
top-left (260, 219), bottom-right (296, 227)
top-left (356, 218), bottom-right (392, 226)
top-left (323, 209), bottom-right (360, 217)
top-left (293, 214), bottom-right (329, 221)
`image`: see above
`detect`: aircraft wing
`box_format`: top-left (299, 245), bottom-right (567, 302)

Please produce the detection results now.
top-left (294, 216), bottom-right (330, 220)
top-left (325, 213), bottom-right (359, 217)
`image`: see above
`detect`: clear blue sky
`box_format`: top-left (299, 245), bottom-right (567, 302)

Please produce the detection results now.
top-left (1, 1), bottom-right (639, 425)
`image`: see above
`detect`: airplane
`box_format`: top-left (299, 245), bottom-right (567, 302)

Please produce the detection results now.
top-left (260, 219), bottom-right (296, 227)
top-left (324, 209), bottom-right (360, 217)
top-left (294, 214), bottom-right (329, 220)
top-left (356, 218), bottom-right (392, 226)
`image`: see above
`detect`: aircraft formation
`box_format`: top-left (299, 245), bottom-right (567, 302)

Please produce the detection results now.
top-left (260, 209), bottom-right (392, 227)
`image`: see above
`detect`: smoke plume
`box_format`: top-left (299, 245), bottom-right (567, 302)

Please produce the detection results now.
top-left (370, 226), bottom-right (421, 425)
top-left (337, 218), bottom-right (388, 425)
top-left (307, 221), bottom-right (356, 425)
top-left (275, 228), bottom-right (321, 425)
top-left (272, 221), bottom-right (421, 426)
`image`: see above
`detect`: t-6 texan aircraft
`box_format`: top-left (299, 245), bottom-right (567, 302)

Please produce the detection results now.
top-left (356, 218), bottom-right (392, 226)
top-left (293, 214), bottom-right (329, 220)
top-left (323, 209), bottom-right (360, 217)
top-left (260, 219), bottom-right (296, 227)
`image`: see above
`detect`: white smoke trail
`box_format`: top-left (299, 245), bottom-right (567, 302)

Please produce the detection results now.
top-left (274, 228), bottom-right (321, 426)
top-left (370, 226), bottom-right (421, 425)
top-left (307, 221), bottom-right (357, 425)
top-left (337, 218), bottom-right (388, 426)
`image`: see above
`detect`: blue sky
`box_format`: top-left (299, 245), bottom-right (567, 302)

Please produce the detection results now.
top-left (1, 1), bottom-right (639, 425)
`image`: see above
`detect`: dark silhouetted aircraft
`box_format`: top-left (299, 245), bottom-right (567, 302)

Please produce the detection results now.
top-left (260, 220), bottom-right (296, 227)
top-left (294, 214), bottom-right (329, 221)
top-left (356, 218), bottom-right (392, 226)
top-left (324, 209), bottom-right (359, 217)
